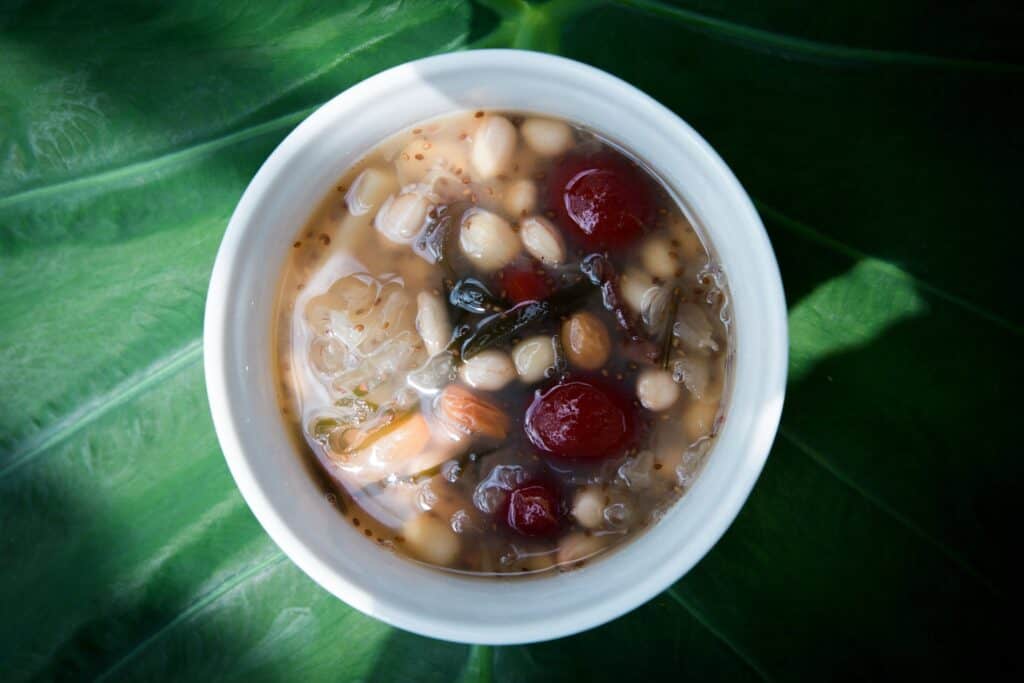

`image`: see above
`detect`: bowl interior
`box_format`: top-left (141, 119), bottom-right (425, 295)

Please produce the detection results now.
top-left (204, 50), bottom-right (787, 644)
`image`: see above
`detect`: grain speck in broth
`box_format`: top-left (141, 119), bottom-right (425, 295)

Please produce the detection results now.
top-left (272, 110), bottom-right (733, 577)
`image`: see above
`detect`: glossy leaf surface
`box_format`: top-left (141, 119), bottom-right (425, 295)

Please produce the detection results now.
top-left (2, 0), bottom-right (1021, 679)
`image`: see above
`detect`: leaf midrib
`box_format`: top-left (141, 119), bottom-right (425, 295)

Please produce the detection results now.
top-left (778, 428), bottom-right (1002, 596)
top-left (92, 551), bottom-right (289, 682)
top-left (666, 586), bottom-right (772, 681)
top-left (0, 338), bottom-right (203, 479)
top-left (0, 2), bottom-right (464, 206)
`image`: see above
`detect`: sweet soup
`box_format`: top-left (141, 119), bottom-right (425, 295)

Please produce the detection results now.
top-left (274, 111), bottom-right (732, 575)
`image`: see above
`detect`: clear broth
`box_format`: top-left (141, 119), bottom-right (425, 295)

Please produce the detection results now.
top-left (273, 110), bottom-right (732, 576)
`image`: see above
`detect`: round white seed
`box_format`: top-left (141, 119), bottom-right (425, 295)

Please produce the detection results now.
top-left (620, 267), bottom-right (657, 314)
top-left (519, 216), bottom-right (566, 266)
top-left (637, 368), bottom-right (681, 411)
top-left (374, 193), bottom-right (432, 245)
top-left (669, 215), bottom-right (704, 260)
top-left (402, 513), bottom-right (461, 566)
top-left (471, 115), bottom-right (517, 180)
top-left (459, 208), bottom-right (520, 271)
top-left (504, 178), bottom-right (538, 217)
top-left (459, 349), bottom-right (516, 391)
top-left (562, 311), bottom-right (611, 370)
top-left (521, 118), bottom-right (573, 157)
top-left (572, 488), bottom-right (605, 529)
top-left (415, 291), bottom-right (451, 357)
top-left (641, 236), bottom-right (679, 279)
top-left (512, 335), bottom-right (556, 383)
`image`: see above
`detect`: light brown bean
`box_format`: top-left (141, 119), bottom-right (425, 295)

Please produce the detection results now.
top-left (683, 398), bottom-right (720, 442)
top-left (503, 178), bottom-right (538, 217)
top-left (562, 312), bottom-right (611, 370)
top-left (402, 513), bottom-right (461, 566)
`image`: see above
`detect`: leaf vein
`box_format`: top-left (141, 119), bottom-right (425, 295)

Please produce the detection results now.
top-left (614, 0), bottom-right (1024, 71)
top-left (778, 427), bottom-right (1002, 596)
top-left (0, 338), bottom-right (202, 480)
top-left (0, 9), bottom-right (466, 210)
top-left (0, 108), bottom-right (314, 211)
top-left (756, 200), bottom-right (1023, 334)
top-left (665, 586), bottom-right (772, 681)
top-left (93, 551), bottom-right (288, 682)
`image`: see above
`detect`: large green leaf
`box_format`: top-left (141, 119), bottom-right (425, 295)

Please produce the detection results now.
top-left (2, 0), bottom-right (1021, 679)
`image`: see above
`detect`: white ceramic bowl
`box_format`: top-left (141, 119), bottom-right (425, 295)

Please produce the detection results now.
top-left (204, 50), bottom-right (787, 644)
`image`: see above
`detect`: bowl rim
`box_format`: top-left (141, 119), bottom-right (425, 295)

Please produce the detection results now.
top-left (204, 48), bottom-right (787, 644)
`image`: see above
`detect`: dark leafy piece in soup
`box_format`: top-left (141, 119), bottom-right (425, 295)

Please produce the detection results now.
top-left (274, 111), bottom-right (732, 575)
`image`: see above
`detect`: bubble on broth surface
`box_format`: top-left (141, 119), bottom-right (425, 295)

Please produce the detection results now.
top-left (472, 464), bottom-right (526, 514)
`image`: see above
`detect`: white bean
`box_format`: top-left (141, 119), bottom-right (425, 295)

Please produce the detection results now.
top-left (620, 268), bottom-right (657, 313)
top-left (669, 215), bottom-right (704, 260)
top-left (521, 118), bottom-right (573, 157)
top-left (504, 178), bottom-right (538, 217)
top-left (562, 312), bottom-right (610, 370)
top-left (345, 167), bottom-right (398, 216)
top-left (519, 216), bottom-right (566, 266)
top-left (471, 115), bottom-right (517, 180)
top-left (402, 513), bottom-right (461, 566)
top-left (637, 368), bottom-right (680, 411)
top-left (641, 236), bottom-right (680, 279)
top-left (415, 291), bottom-right (451, 357)
top-left (374, 193), bottom-right (432, 245)
top-left (512, 335), bottom-right (556, 383)
top-left (459, 208), bottom-right (520, 271)
top-left (557, 532), bottom-right (606, 565)
top-left (459, 349), bottom-right (516, 391)
top-left (683, 398), bottom-right (720, 442)
top-left (572, 488), bottom-right (605, 529)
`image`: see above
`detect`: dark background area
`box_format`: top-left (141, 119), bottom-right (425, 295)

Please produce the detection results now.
top-left (2, 1), bottom-right (1021, 680)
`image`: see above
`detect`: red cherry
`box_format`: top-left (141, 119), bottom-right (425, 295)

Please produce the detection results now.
top-left (524, 378), bottom-right (638, 459)
top-left (502, 482), bottom-right (561, 537)
top-left (499, 264), bottom-right (552, 303)
top-left (548, 153), bottom-right (654, 250)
